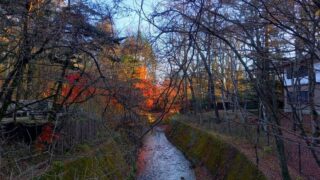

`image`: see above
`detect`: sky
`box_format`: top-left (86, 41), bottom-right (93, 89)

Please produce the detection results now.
top-left (113, 0), bottom-right (141, 35)
top-left (84, 0), bottom-right (149, 35)
top-left (96, 0), bottom-right (166, 81)
top-left (111, 0), bottom-right (157, 36)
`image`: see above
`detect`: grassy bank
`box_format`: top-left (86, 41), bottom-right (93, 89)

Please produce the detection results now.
top-left (37, 137), bottom-right (135, 180)
top-left (166, 119), bottom-right (266, 180)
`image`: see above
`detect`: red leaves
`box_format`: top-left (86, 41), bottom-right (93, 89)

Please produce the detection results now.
top-left (61, 73), bottom-right (95, 104)
top-left (66, 73), bottom-right (80, 84)
top-left (35, 123), bottom-right (59, 151)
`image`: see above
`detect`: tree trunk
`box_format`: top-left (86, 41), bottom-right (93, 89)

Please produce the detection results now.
top-left (208, 74), bottom-right (221, 122)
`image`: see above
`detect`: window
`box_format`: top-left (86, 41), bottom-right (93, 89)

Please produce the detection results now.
top-left (286, 66), bottom-right (308, 79)
top-left (287, 91), bottom-right (309, 104)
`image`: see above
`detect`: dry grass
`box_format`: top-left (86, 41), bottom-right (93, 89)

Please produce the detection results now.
top-left (171, 112), bottom-right (305, 179)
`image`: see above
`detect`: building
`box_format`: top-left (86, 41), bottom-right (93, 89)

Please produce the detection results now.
top-left (283, 61), bottom-right (320, 114)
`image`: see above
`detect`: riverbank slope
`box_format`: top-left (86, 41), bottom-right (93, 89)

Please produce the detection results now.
top-left (37, 133), bottom-right (136, 179)
top-left (165, 119), bottom-right (266, 180)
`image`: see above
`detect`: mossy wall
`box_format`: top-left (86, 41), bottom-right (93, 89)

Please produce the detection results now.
top-left (37, 139), bottom-right (133, 180)
top-left (166, 120), bottom-right (266, 180)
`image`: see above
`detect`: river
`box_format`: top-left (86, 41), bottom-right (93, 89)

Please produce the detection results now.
top-left (137, 127), bottom-right (196, 180)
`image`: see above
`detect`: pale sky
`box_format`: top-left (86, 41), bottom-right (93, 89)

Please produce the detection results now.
top-left (112, 0), bottom-right (157, 36)
top-left (98, 0), bottom-right (165, 82)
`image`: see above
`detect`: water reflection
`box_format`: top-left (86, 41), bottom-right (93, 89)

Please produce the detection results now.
top-left (137, 127), bottom-right (196, 180)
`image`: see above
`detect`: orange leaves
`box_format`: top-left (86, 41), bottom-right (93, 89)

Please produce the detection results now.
top-left (133, 66), bottom-right (148, 80)
top-left (132, 66), bottom-right (158, 110)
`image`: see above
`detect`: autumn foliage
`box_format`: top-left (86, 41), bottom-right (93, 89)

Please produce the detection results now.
top-left (133, 66), bottom-right (159, 110)
top-left (61, 73), bottom-right (96, 104)
top-left (35, 123), bottom-right (60, 151)
top-left (51, 66), bottom-right (160, 111)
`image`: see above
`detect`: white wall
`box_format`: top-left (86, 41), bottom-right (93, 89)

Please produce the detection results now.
top-left (284, 62), bottom-right (320, 86)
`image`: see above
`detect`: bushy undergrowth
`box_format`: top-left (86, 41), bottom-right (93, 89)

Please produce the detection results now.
top-left (0, 111), bottom-right (140, 179)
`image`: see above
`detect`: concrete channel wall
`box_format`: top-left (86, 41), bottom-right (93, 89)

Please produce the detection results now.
top-left (166, 120), bottom-right (266, 180)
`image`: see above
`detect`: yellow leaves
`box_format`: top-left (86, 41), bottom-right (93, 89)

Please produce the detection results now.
top-left (316, 9), bottom-right (320, 17)
top-left (27, 0), bottom-right (44, 12)
top-left (0, 36), bottom-right (9, 43)
top-left (97, 20), bottom-right (113, 34)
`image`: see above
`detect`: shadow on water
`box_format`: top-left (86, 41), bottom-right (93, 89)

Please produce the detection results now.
top-left (137, 127), bottom-right (196, 180)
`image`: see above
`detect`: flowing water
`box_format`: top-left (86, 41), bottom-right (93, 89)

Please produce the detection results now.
top-left (137, 127), bottom-right (196, 180)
